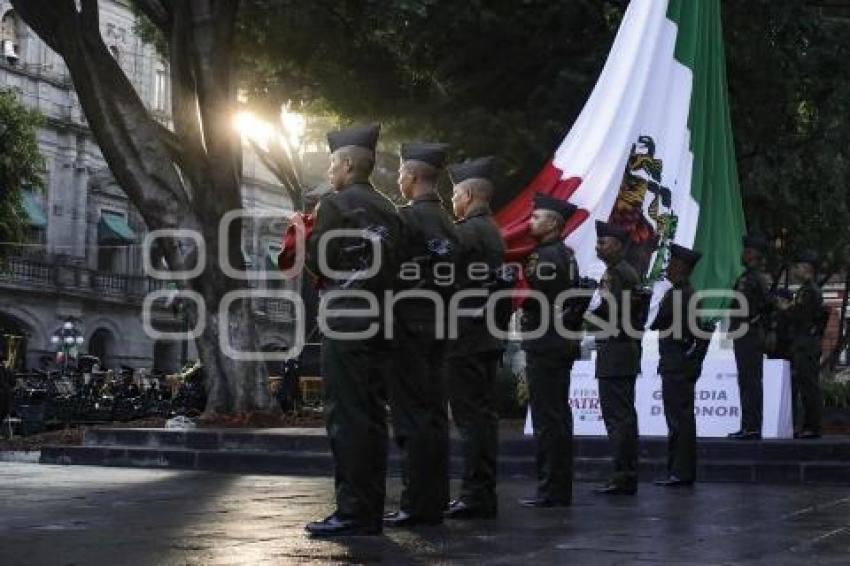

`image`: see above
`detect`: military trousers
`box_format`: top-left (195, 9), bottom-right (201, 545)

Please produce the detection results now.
top-left (525, 353), bottom-right (574, 503)
top-left (733, 330), bottom-right (765, 434)
top-left (791, 342), bottom-right (823, 434)
top-left (388, 322), bottom-right (450, 521)
top-left (321, 336), bottom-right (388, 524)
top-left (598, 376), bottom-right (639, 489)
top-left (661, 371), bottom-right (697, 482)
top-left (446, 352), bottom-right (499, 512)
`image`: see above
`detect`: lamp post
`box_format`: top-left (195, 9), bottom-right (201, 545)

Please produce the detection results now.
top-left (50, 320), bottom-right (85, 377)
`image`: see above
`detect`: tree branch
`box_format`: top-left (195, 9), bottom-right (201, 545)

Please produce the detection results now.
top-left (133, 0), bottom-right (174, 34)
top-left (10, 0), bottom-right (76, 53)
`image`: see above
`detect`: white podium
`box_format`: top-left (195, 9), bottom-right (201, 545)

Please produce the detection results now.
top-left (524, 356), bottom-right (793, 439)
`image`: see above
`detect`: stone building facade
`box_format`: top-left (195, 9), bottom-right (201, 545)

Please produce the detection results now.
top-left (0, 0), bottom-right (297, 373)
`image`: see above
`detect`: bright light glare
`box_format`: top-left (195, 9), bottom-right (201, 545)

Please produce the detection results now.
top-left (234, 111), bottom-right (274, 150)
top-left (280, 105), bottom-right (306, 150)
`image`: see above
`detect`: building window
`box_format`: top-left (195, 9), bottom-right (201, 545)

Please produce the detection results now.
top-left (153, 62), bottom-right (167, 112)
top-left (1, 10), bottom-right (20, 65)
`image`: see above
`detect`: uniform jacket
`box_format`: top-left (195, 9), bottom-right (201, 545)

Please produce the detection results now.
top-left (395, 192), bottom-right (460, 328)
top-left (445, 204), bottom-right (506, 358)
top-left (593, 258), bottom-right (642, 378)
top-left (306, 182), bottom-right (402, 332)
top-left (520, 239), bottom-right (580, 361)
top-left (651, 280), bottom-right (696, 376)
top-left (784, 279), bottom-right (824, 353)
top-left (729, 267), bottom-right (771, 339)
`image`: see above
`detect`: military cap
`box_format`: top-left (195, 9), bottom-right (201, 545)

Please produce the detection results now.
top-left (447, 156), bottom-right (495, 185)
top-left (400, 142), bottom-right (449, 169)
top-left (795, 248), bottom-right (819, 268)
top-left (595, 220), bottom-right (629, 243)
top-left (326, 123), bottom-right (380, 153)
top-left (669, 243), bottom-right (702, 268)
top-left (742, 233), bottom-right (768, 253)
top-left (532, 193), bottom-right (578, 222)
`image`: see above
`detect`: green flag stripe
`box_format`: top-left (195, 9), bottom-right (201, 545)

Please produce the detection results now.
top-left (667, 0), bottom-right (745, 304)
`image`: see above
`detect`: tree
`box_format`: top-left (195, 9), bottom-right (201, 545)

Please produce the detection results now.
top-left (0, 89), bottom-right (44, 257)
top-left (723, 0), bottom-right (850, 278)
top-left (11, 0), bottom-right (273, 417)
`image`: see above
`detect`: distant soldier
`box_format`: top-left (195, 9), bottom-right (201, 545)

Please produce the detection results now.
top-left (384, 142), bottom-right (459, 528)
top-left (651, 244), bottom-right (703, 487)
top-left (443, 156), bottom-right (506, 519)
top-left (780, 249), bottom-right (824, 439)
top-left (591, 220), bottom-right (642, 496)
top-left (728, 234), bottom-right (771, 440)
top-left (518, 194), bottom-right (581, 508)
top-left (304, 124), bottom-right (403, 537)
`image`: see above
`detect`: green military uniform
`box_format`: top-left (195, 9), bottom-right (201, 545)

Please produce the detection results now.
top-left (650, 244), bottom-right (703, 484)
top-left (784, 274), bottom-right (824, 435)
top-left (522, 238), bottom-right (580, 503)
top-left (305, 125), bottom-right (402, 531)
top-left (592, 221), bottom-right (642, 493)
top-left (729, 236), bottom-right (771, 437)
top-left (520, 194), bottom-right (580, 505)
top-left (445, 157), bottom-right (506, 516)
top-left (388, 142), bottom-right (459, 523)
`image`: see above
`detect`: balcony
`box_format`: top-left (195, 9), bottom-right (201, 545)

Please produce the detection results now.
top-left (0, 255), bottom-right (168, 305)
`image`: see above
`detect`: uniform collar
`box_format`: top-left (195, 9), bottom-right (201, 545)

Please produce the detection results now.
top-left (411, 192), bottom-right (441, 204)
top-left (464, 204), bottom-right (492, 219)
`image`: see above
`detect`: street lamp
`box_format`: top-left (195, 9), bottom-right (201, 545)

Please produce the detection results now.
top-left (50, 319), bottom-right (85, 377)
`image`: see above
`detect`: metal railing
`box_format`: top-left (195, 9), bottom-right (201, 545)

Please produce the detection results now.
top-left (0, 256), bottom-right (166, 303)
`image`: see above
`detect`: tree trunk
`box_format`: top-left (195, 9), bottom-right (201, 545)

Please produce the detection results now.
top-left (13, 0), bottom-right (275, 416)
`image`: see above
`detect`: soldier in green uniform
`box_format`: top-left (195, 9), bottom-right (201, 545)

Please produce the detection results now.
top-left (591, 220), bottom-right (642, 496)
top-left (779, 249), bottom-right (824, 439)
top-left (384, 142), bottom-right (459, 528)
top-left (651, 244), bottom-right (702, 487)
top-left (443, 156), bottom-right (506, 519)
top-left (518, 194), bottom-right (581, 508)
top-left (728, 234), bottom-right (771, 440)
top-left (304, 124), bottom-right (403, 537)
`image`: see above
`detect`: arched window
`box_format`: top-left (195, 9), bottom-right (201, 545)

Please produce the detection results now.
top-left (1, 10), bottom-right (20, 64)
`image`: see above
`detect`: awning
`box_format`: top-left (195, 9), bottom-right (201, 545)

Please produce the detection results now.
top-left (266, 243), bottom-right (282, 270)
top-left (98, 211), bottom-right (137, 245)
top-left (22, 191), bottom-right (47, 228)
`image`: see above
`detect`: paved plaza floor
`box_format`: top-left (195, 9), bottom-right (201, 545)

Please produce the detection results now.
top-left (0, 462), bottom-right (848, 565)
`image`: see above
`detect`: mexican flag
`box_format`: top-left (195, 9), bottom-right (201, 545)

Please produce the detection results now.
top-left (497, 0), bottom-right (745, 301)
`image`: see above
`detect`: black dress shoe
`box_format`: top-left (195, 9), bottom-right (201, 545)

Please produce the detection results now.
top-left (519, 497), bottom-right (572, 508)
top-left (727, 430), bottom-right (761, 440)
top-left (653, 475), bottom-right (694, 487)
top-left (592, 483), bottom-right (637, 496)
top-left (794, 430), bottom-right (822, 439)
top-left (305, 514), bottom-right (382, 537)
top-left (383, 510), bottom-right (442, 527)
top-left (443, 499), bottom-right (497, 519)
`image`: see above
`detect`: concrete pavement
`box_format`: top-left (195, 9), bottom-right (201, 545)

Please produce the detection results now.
top-left (1, 462), bottom-right (849, 565)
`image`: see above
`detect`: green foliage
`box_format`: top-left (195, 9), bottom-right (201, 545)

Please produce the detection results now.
top-left (130, 0), bottom-right (850, 273)
top-left (236, 0), bottom-right (623, 207)
top-left (0, 89), bottom-right (44, 255)
top-left (822, 380), bottom-right (850, 409)
top-left (723, 0), bottom-right (850, 276)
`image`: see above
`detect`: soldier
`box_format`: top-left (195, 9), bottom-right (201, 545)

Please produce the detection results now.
top-left (519, 194), bottom-right (581, 508)
top-left (728, 234), bottom-right (771, 440)
top-left (780, 249), bottom-right (824, 439)
top-left (383, 142), bottom-right (459, 528)
top-left (443, 156), bottom-right (506, 519)
top-left (591, 220), bottom-right (642, 496)
top-left (651, 244), bottom-right (702, 487)
top-left (304, 123), bottom-right (403, 537)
